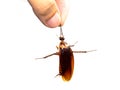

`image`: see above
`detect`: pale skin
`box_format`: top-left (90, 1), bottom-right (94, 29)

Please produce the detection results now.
top-left (28, 0), bottom-right (69, 28)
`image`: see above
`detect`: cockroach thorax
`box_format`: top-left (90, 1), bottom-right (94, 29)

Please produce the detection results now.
top-left (59, 41), bottom-right (69, 49)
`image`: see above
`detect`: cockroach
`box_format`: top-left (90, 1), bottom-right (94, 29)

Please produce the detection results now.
top-left (36, 26), bottom-right (95, 81)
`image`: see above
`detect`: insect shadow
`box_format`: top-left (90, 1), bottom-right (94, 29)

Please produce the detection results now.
top-left (36, 27), bottom-right (96, 81)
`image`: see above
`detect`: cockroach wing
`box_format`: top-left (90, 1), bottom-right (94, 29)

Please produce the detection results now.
top-left (59, 47), bottom-right (74, 81)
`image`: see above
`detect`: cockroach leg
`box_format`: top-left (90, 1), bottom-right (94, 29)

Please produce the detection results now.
top-left (55, 73), bottom-right (61, 78)
top-left (36, 52), bottom-right (59, 59)
top-left (73, 50), bottom-right (96, 53)
top-left (69, 41), bottom-right (78, 47)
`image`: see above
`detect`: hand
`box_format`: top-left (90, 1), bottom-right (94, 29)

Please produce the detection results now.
top-left (28, 0), bottom-right (69, 28)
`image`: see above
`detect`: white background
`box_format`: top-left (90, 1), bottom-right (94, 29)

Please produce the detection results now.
top-left (0, 0), bottom-right (120, 90)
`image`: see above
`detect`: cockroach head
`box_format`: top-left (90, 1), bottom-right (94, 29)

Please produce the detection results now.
top-left (59, 35), bottom-right (65, 41)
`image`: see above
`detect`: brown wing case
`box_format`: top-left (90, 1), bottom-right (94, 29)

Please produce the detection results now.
top-left (59, 47), bottom-right (74, 81)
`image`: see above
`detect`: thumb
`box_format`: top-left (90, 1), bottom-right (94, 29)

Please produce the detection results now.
top-left (28, 0), bottom-right (61, 28)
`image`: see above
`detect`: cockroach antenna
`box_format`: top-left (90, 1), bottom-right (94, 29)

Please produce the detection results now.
top-left (59, 26), bottom-right (65, 41)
